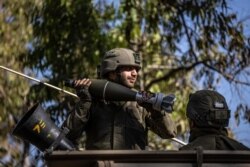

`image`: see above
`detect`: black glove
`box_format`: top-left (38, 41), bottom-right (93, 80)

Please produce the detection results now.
top-left (137, 91), bottom-right (154, 109)
top-left (137, 91), bottom-right (175, 115)
top-left (76, 86), bottom-right (92, 102)
top-left (137, 91), bottom-right (165, 118)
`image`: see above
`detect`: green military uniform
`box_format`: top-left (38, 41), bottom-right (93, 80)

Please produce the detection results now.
top-left (179, 90), bottom-right (249, 151)
top-left (64, 48), bottom-right (176, 150)
top-left (180, 128), bottom-right (249, 150)
top-left (65, 99), bottom-right (176, 150)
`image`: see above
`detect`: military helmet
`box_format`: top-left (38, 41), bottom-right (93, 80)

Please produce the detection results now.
top-left (99, 48), bottom-right (141, 78)
top-left (186, 90), bottom-right (230, 128)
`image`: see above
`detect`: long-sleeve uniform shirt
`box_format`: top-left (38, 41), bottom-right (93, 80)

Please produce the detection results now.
top-left (179, 128), bottom-right (250, 150)
top-left (64, 100), bottom-right (176, 150)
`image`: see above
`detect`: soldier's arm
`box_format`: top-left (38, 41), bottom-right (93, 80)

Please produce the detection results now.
top-left (63, 78), bottom-right (93, 144)
top-left (146, 109), bottom-right (177, 139)
top-left (63, 100), bottom-right (91, 144)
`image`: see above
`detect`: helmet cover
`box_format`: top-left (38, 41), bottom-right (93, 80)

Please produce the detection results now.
top-left (186, 90), bottom-right (230, 128)
top-left (99, 48), bottom-right (141, 78)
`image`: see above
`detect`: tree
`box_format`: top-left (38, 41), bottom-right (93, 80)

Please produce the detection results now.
top-left (0, 0), bottom-right (41, 166)
top-left (102, 0), bottom-right (250, 146)
top-left (1, 0), bottom-right (249, 166)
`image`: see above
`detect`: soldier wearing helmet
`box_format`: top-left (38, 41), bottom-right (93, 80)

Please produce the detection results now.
top-left (64, 48), bottom-right (176, 150)
top-left (98, 48), bottom-right (141, 88)
top-left (180, 90), bottom-right (249, 150)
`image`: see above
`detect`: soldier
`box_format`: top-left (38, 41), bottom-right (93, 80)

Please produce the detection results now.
top-left (180, 90), bottom-right (249, 150)
top-left (64, 48), bottom-right (176, 150)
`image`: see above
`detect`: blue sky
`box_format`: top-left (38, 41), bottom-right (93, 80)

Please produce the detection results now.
top-left (31, 0), bottom-right (250, 148)
top-left (229, 0), bottom-right (250, 36)
top-left (219, 0), bottom-right (250, 147)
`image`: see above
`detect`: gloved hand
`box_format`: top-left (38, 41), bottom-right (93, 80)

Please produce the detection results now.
top-left (137, 91), bottom-right (154, 109)
top-left (137, 91), bottom-right (175, 113)
top-left (74, 78), bottom-right (92, 102)
top-left (137, 91), bottom-right (165, 118)
top-left (76, 87), bottom-right (92, 102)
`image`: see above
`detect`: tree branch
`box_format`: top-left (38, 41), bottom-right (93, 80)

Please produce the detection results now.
top-left (204, 63), bottom-right (250, 86)
top-left (145, 60), bottom-right (207, 90)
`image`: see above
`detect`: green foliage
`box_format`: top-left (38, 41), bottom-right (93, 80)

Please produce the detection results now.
top-left (0, 0), bottom-right (39, 166)
top-left (0, 0), bottom-right (35, 139)
top-left (1, 0), bottom-right (250, 165)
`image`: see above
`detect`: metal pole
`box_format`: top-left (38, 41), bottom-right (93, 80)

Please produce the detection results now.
top-left (171, 138), bottom-right (187, 146)
top-left (0, 65), bottom-right (78, 98)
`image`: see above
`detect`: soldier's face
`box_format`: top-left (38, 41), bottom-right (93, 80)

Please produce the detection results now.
top-left (118, 66), bottom-right (139, 88)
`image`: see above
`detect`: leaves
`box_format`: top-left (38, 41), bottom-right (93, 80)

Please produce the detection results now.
top-left (1, 0), bottom-right (250, 165)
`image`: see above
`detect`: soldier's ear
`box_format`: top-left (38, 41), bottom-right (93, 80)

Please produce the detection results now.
top-left (107, 71), bottom-right (117, 81)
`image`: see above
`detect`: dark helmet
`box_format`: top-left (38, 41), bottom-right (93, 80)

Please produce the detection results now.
top-left (186, 90), bottom-right (230, 128)
top-left (99, 48), bottom-right (141, 78)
